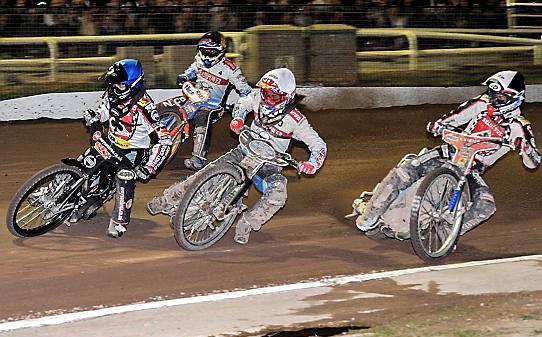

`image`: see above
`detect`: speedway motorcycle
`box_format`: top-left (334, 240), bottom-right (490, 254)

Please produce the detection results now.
top-left (6, 82), bottom-right (220, 238)
top-left (156, 81), bottom-right (221, 163)
top-left (164, 126), bottom-right (299, 251)
top-left (347, 128), bottom-right (507, 262)
top-left (6, 123), bottom-right (138, 237)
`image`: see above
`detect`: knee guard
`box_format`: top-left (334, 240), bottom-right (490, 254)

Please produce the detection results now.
top-left (358, 156), bottom-right (442, 229)
top-left (244, 174), bottom-right (288, 231)
top-left (359, 162), bottom-right (417, 227)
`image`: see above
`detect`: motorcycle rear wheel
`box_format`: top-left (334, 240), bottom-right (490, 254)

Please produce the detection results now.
top-left (410, 167), bottom-right (469, 262)
top-left (173, 164), bottom-right (243, 250)
top-left (6, 164), bottom-right (84, 237)
top-left (159, 108), bottom-right (188, 164)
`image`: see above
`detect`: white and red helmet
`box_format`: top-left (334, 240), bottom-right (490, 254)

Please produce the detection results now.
top-left (256, 68), bottom-right (296, 126)
top-left (482, 70), bottom-right (525, 118)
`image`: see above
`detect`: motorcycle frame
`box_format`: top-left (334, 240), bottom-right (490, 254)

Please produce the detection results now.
top-left (440, 129), bottom-right (503, 212)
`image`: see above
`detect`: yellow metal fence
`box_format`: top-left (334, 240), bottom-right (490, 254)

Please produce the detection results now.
top-left (2, 27), bottom-right (542, 86)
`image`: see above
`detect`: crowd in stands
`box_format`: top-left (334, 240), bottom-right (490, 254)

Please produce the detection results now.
top-left (0, 0), bottom-right (508, 37)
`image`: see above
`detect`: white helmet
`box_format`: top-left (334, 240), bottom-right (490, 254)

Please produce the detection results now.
top-left (256, 68), bottom-right (296, 126)
top-left (482, 70), bottom-right (525, 118)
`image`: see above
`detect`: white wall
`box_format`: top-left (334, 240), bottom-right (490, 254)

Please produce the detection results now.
top-left (2, 85), bottom-right (542, 121)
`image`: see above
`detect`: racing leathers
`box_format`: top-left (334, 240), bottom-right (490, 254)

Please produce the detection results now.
top-left (92, 89), bottom-right (172, 236)
top-left (357, 94), bottom-right (540, 236)
top-left (147, 90), bottom-right (327, 244)
top-left (178, 55), bottom-right (252, 170)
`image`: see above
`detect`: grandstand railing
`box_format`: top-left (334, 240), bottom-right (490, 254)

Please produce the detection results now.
top-left (0, 33), bottom-right (244, 82)
top-left (357, 28), bottom-right (542, 71)
top-left (506, 0), bottom-right (542, 29)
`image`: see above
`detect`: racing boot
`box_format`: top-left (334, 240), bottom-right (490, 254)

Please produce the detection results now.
top-left (184, 156), bottom-right (206, 171)
top-left (107, 219), bottom-right (127, 238)
top-left (184, 128), bottom-right (207, 171)
top-left (108, 176), bottom-right (134, 238)
top-left (233, 215), bottom-right (252, 245)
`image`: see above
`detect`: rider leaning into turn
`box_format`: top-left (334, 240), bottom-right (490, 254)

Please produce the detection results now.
top-left (176, 31), bottom-right (252, 171)
top-left (148, 68), bottom-right (327, 245)
top-left (357, 70), bottom-right (540, 235)
top-left (84, 59), bottom-right (172, 238)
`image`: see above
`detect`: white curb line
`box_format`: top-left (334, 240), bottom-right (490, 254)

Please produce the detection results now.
top-left (1, 254), bottom-right (541, 332)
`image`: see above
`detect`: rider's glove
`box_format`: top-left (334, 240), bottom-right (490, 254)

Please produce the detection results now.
top-left (135, 165), bottom-right (152, 181)
top-left (83, 109), bottom-right (99, 126)
top-left (230, 118), bottom-right (244, 134)
top-left (297, 161), bottom-right (317, 175)
top-left (426, 120), bottom-right (445, 136)
top-left (176, 74), bottom-right (189, 87)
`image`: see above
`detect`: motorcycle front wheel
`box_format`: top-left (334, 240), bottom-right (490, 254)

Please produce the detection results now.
top-left (6, 164), bottom-right (84, 237)
top-left (173, 164), bottom-right (244, 250)
top-left (410, 167), bottom-right (470, 262)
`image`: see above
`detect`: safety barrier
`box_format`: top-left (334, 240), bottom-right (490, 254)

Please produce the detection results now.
top-left (5, 84), bottom-right (542, 122)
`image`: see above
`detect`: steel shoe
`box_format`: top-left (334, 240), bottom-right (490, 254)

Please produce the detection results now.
top-left (107, 220), bottom-right (127, 238)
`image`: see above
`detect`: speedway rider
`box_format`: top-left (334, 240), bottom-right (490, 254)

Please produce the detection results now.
top-left (148, 68), bottom-right (327, 245)
top-left (356, 70), bottom-right (540, 236)
top-left (84, 59), bottom-right (172, 238)
top-left (176, 31), bottom-right (252, 171)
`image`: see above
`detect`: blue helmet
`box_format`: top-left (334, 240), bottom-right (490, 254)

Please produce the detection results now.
top-left (100, 59), bottom-right (144, 102)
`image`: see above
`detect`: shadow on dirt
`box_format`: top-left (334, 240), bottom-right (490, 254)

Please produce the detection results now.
top-left (10, 213), bottom-right (180, 252)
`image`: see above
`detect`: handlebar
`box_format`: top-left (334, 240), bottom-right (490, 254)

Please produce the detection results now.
top-left (238, 126), bottom-right (300, 172)
top-left (440, 127), bottom-right (514, 149)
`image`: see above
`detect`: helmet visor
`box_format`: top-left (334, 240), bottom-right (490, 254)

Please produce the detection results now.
top-left (100, 63), bottom-right (128, 84)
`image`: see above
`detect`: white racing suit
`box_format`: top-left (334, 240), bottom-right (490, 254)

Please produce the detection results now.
top-left (94, 89), bottom-right (172, 231)
top-left (180, 55), bottom-right (252, 167)
top-left (357, 94), bottom-right (540, 236)
top-left (148, 90), bottom-right (327, 243)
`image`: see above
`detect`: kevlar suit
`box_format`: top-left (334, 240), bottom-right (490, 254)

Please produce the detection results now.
top-left (357, 94), bottom-right (540, 236)
top-left (147, 90), bottom-right (327, 244)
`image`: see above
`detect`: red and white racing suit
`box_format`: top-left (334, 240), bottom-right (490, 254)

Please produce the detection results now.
top-left (229, 90), bottom-right (327, 239)
top-left (439, 94), bottom-right (540, 170)
top-left (180, 55), bottom-right (252, 161)
top-left (95, 89), bottom-right (172, 227)
top-left (357, 94), bottom-right (540, 235)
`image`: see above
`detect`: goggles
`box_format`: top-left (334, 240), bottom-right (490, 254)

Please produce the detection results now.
top-left (261, 89), bottom-right (287, 106)
top-left (198, 46), bottom-right (222, 57)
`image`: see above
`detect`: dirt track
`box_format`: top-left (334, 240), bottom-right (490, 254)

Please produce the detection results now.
top-left (0, 104), bottom-right (541, 324)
